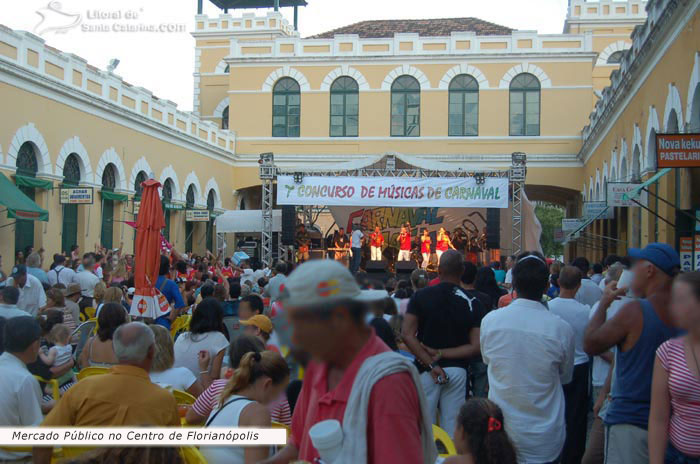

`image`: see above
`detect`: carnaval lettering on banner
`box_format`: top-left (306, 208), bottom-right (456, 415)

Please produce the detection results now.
top-left (186, 209), bottom-right (210, 222)
top-left (656, 133), bottom-right (700, 168)
top-left (277, 175), bottom-right (509, 208)
top-left (583, 201), bottom-right (614, 220)
top-left (59, 187), bottom-right (94, 205)
top-left (606, 182), bottom-right (648, 207)
top-left (680, 237), bottom-right (693, 272)
top-left (695, 235), bottom-right (700, 271)
top-left (562, 218), bottom-right (585, 232)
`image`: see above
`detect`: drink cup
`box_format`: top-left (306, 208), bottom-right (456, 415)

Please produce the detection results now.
top-left (308, 419), bottom-right (343, 464)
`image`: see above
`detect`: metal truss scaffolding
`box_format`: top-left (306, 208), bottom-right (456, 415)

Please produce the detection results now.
top-left (259, 153), bottom-right (526, 266)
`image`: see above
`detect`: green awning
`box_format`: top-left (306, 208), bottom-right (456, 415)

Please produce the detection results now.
top-left (622, 168), bottom-right (672, 201)
top-left (101, 190), bottom-right (128, 202)
top-left (0, 172), bottom-right (49, 221)
top-left (15, 174), bottom-right (53, 190)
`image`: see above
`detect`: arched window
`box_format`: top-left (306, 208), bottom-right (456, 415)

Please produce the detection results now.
top-left (63, 154), bottom-right (81, 186)
top-left (133, 171), bottom-right (148, 198)
top-left (272, 77), bottom-right (301, 137)
top-left (62, 154), bottom-right (81, 254)
top-left (330, 77), bottom-right (359, 137)
top-left (101, 164), bottom-right (117, 249)
top-left (206, 190), bottom-right (216, 252)
top-left (185, 185), bottom-right (196, 252)
top-left (391, 75), bottom-right (420, 137)
top-left (509, 73), bottom-right (541, 136)
top-left (15, 142), bottom-right (39, 254)
top-left (102, 164), bottom-right (116, 191)
top-left (162, 179), bottom-right (173, 241)
top-left (222, 106), bottom-right (229, 130)
top-left (448, 74), bottom-right (479, 136)
top-left (16, 142), bottom-right (38, 177)
top-left (607, 51), bottom-right (625, 64)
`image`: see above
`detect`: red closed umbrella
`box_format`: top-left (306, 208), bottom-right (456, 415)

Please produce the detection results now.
top-left (129, 178), bottom-right (166, 319)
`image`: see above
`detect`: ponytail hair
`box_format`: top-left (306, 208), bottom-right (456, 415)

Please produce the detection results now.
top-left (218, 351), bottom-right (289, 407)
top-left (458, 398), bottom-right (517, 464)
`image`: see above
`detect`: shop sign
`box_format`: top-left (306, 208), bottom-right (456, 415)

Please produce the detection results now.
top-left (59, 187), bottom-right (94, 204)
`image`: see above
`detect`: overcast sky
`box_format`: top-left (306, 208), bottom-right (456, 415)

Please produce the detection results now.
top-left (4, 0), bottom-right (570, 110)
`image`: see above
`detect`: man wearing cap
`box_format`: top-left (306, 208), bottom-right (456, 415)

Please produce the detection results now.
top-left (241, 314), bottom-right (279, 353)
top-left (47, 254), bottom-right (76, 288)
top-left (263, 260), bottom-right (435, 464)
top-left (4, 265), bottom-right (46, 317)
top-left (584, 243), bottom-right (681, 464)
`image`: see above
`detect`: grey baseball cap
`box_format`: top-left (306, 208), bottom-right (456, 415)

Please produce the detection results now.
top-left (281, 259), bottom-right (388, 308)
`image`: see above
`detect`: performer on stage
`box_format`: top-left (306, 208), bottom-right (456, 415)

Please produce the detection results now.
top-left (420, 229), bottom-right (432, 270)
top-left (296, 224), bottom-right (311, 263)
top-left (478, 227), bottom-right (489, 265)
top-left (334, 227), bottom-right (350, 266)
top-left (436, 227), bottom-right (456, 262)
top-left (370, 226), bottom-right (384, 261)
top-left (397, 226), bottom-right (412, 262)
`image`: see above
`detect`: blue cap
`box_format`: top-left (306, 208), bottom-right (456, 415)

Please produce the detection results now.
top-left (628, 243), bottom-right (680, 276)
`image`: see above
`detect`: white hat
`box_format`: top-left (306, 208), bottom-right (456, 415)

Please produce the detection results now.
top-left (281, 260), bottom-right (388, 308)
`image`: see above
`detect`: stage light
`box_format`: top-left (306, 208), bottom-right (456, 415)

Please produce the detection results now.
top-left (293, 172), bottom-right (304, 184)
top-left (475, 173), bottom-right (486, 185)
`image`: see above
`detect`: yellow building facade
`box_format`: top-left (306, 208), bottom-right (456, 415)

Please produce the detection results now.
top-left (2, 0), bottom-right (697, 262)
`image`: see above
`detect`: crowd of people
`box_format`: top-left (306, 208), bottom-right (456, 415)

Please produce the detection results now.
top-left (0, 239), bottom-right (697, 464)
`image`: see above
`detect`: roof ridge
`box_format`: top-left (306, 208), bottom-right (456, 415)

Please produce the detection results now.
top-left (307, 17), bottom-right (513, 39)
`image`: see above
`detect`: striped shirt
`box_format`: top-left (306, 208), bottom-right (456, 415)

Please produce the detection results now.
top-left (657, 337), bottom-right (700, 456)
top-left (191, 379), bottom-right (292, 426)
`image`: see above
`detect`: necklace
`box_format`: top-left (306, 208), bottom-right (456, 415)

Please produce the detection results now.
top-left (689, 337), bottom-right (700, 380)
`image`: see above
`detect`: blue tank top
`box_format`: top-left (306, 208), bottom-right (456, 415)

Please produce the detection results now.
top-left (605, 298), bottom-right (680, 429)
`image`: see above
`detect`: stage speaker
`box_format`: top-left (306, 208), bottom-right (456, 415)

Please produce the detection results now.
top-left (365, 261), bottom-right (387, 273)
top-left (486, 208), bottom-right (500, 250)
top-left (396, 261), bottom-right (417, 276)
top-left (281, 205), bottom-right (296, 246)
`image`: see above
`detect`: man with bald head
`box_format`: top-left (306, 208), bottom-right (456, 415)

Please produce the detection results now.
top-left (403, 250), bottom-right (483, 438)
top-left (34, 322), bottom-right (179, 464)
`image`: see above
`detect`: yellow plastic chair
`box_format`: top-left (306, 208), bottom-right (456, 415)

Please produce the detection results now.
top-left (270, 421), bottom-right (291, 439)
top-left (60, 446), bottom-right (96, 459)
top-left (34, 375), bottom-right (61, 400)
top-left (172, 389), bottom-right (197, 405)
top-left (76, 366), bottom-right (110, 381)
top-left (432, 424), bottom-right (457, 457)
top-left (180, 446), bottom-right (207, 464)
top-left (83, 307), bottom-right (97, 320)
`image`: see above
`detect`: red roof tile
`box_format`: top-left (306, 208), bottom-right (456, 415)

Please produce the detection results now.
top-left (309, 17), bottom-right (512, 39)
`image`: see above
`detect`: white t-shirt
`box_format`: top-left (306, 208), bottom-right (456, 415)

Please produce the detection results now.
top-left (505, 268), bottom-right (513, 285)
top-left (173, 331), bottom-right (229, 380)
top-left (150, 367), bottom-right (198, 392)
top-left (548, 297), bottom-right (591, 366)
top-left (5, 275), bottom-right (47, 317)
top-left (575, 278), bottom-right (603, 307)
top-left (74, 270), bottom-right (100, 298)
top-left (47, 265), bottom-right (77, 287)
top-left (351, 230), bottom-right (364, 248)
top-left (589, 297), bottom-right (627, 387)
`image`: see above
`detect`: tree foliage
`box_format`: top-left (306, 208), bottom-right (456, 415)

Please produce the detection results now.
top-left (536, 203), bottom-right (564, 258)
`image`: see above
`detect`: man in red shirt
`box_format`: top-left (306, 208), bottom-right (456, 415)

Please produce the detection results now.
top-left (397, 226), bottom-right (412, 262)
top-left (263, 260), bottom-right (434, 464)
top-left (369, 226), bottom-right (384, 261)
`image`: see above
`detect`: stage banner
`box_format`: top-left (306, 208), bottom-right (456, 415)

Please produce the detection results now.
top-left (277, 175), bottom-right (509, 208)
